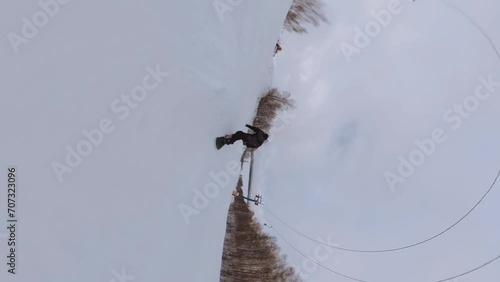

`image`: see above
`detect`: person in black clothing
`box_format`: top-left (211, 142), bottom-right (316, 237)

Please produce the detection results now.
top-left (223, 124), bottom-right (269, 149)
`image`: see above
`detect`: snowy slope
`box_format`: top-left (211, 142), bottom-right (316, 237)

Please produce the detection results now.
top-left (0, 1), bottom-right (292, 281)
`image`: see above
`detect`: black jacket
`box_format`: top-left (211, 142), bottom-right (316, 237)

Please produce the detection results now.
top-left (244, 124), bottom-right (269, 148)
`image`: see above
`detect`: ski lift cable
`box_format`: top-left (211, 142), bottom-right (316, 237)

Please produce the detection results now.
top-left (441, 0), bottom-right (500, 60)
top-left (252, 3), bottom-right (500, 281)
top-left (261, 0), bottom-right (500, 254)
top-left (263, 169), bottom-right (500, 253)
top-left (434, 253), bottom-right (500, 282)
top-left (263, 213), bottom-right (368, 282)
top-left (265, 212), bottom-right (500, 282)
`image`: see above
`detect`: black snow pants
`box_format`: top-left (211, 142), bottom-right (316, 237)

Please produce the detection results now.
top-left (228, 131), bottom-right (249, 145)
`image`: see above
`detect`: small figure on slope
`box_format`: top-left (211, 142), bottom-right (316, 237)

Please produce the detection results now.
top-left (274, 42), bottom-right (282, 56)
top-left (216, 124), bottom-right (269, 150)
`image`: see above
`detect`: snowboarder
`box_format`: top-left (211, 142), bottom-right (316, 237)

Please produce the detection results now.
top-left (216, 124), bottom-right (269, 150)
top-left (274, 42), bottom-right (282, 56)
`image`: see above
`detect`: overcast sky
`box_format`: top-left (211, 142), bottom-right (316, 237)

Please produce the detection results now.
top-left (260, 0), bottom-right (500, 281)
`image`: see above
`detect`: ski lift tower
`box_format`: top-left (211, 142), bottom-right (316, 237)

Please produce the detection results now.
top-left (232, 191), bottom-right (263, 206)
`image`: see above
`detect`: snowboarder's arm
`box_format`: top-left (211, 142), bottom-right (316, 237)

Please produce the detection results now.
top-left (245, 124), bottom-right (263, 134)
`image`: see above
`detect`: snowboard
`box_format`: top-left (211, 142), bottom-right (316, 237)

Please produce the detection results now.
top-left (216, 137), bottom-right (226, 150)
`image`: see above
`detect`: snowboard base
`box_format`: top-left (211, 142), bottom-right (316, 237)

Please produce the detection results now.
top-left (216, 137), bottom-right (226, 150)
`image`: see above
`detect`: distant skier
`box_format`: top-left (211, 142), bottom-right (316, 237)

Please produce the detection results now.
top-left (274, 42), bottom-right (282, 56)
top-left (216, 124), bottom-right (269, 150)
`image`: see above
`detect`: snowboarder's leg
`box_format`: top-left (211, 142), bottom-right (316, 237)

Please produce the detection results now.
top-left (227, 131), bottom-right (247, 144)
top-left (216, 131), bottom-right (249, 150)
